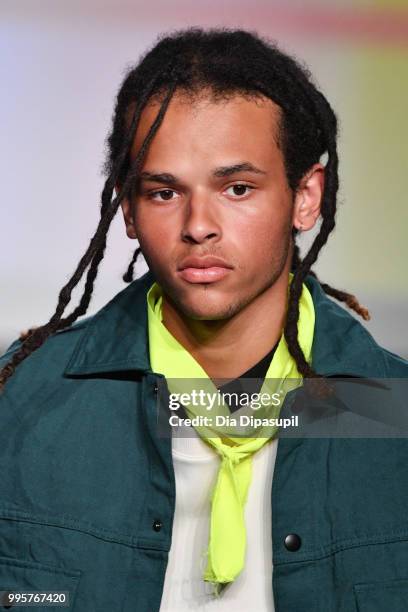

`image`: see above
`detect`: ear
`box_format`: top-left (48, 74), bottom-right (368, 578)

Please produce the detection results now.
top-left (116, 183), bottom-right (138, 240)
top-left (292, 163), bottom-right (325, 232)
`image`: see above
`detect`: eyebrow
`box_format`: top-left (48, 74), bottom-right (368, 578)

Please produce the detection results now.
top-left (139, 172), bottom-right (178, 185)
top-left (212, 162), bottom-right (266, 177)
top-left (139, 162), bottom-right (266, 185)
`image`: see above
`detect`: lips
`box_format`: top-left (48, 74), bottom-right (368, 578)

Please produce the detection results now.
top-left (178, 256), bottom-right (233, 270)
top-left (177, 256), bottom-right (233, 284)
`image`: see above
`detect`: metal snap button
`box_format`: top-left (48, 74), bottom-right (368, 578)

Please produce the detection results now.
top-left (284, 533), bottom-right (302, 551)
top-left (152, 519), bottom-right (163, 532)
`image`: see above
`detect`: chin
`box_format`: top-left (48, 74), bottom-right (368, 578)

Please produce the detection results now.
top-left (175, 294), bottom-right (243, 321)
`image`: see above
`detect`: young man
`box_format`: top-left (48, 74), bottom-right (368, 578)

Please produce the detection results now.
top-left (0, 28), bottom-right (407, 612)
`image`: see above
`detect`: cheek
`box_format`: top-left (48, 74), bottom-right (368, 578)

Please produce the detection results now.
top-left (133, 207), bottom-right (174, 254)
top-left (134, 222), bottom-right (182, 277)
top-left (136, 228), bottom-right (170, 263)
top-left (234, 206), bottom-right (291, 264)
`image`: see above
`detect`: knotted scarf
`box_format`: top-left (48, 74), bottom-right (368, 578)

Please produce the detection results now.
top-left (147, 273), bottom-right (315, 593)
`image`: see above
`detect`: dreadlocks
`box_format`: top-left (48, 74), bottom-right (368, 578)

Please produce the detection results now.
top-left (0, 27), bottom-right (370, 392)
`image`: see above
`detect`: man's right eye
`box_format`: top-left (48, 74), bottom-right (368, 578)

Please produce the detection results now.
top-left (148, 189), bottom-right (178, 201)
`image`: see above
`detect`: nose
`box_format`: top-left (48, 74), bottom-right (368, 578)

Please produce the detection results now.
top-left (181, 191), bottom-right (221, 245)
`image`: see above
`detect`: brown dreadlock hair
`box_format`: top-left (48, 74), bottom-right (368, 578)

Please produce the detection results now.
top-left (0, 27), bottom-right (370, 394)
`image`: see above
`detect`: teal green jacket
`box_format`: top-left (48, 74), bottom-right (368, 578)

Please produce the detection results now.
top-left (0, 270), bottom-right (407, 611)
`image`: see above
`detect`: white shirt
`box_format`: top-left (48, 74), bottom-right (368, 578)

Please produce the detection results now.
top-left (159, 426), bottom-right (278, 611)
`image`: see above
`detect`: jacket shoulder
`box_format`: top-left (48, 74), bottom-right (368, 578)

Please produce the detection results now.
top-left (0, 316), bottom-right (94, 400)
top-left (305, 274), bottom-right (408, 377)
top-left (0, 315), bottom-right (92, 363)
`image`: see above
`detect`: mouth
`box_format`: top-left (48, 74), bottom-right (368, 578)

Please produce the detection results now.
top-left (177, 256), bottom-right (234, 284)
top-left (177, 266), bottom-right (232, 284)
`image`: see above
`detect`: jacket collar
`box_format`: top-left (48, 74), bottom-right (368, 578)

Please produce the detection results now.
top-left (64, 271), bottom-right (155, 376)
top-left (64, 270), bottom-right (385, 378)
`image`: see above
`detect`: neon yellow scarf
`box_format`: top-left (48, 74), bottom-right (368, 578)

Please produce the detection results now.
top-left (147, 273), bottom-right (315, 592)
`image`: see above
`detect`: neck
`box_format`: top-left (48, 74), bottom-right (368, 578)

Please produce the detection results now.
top-left (161, 255), bottom-right (293, 380)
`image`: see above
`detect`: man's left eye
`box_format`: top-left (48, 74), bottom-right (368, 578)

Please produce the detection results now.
top-left (224, 184), bottom-right (253, 197)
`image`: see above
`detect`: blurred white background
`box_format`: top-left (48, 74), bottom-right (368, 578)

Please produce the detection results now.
top-left (1, 0), bottom-right (407, 356)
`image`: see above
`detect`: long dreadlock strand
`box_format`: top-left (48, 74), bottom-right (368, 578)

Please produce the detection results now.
top-left (285, 90), bottom-right (339, 378)
top-left (123, 247), bottom-right (142, 283)
top-left (292, 234), bottom-right (370, 320)
top-left (17, 75), bottom-right (167, 342)
top-left (55, 73), bottom-right (176, 331)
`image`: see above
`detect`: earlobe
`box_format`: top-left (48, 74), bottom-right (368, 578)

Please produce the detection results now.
top-left (126, 222), bottom-right (138, 240)
top-left (126, 221), bottom-right (138, 240)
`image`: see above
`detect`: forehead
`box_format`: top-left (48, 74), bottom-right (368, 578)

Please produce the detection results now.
top-left (129, 90), bottom-right (284, 170)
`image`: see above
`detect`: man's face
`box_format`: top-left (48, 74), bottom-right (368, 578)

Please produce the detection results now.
top-left (121, 92), bottom-right (301, 320)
